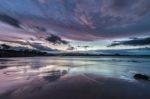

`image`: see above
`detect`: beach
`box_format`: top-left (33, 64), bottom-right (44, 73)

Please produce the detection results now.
top-left (0, 57), bottom-right (150, 99)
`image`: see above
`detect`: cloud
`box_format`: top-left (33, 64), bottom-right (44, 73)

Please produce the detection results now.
top-left (33, 26), bottom-right (47, 32)
top-left (101, 0), bottom-right (150, 20)
top-left (0, 14), bottom-right (21, 28)
top-left (35, 0), bottom-right (150, 40)
top-left (108, 37), bottom-right (150, 47)
top-left (46, 34), bottom-right (69, 45)
top-left (28, 42), bottom-right (55, 51)
top-left (0, 0), bottom-right (150, 42)
top-left (67, 46), bottom-right (75, 50)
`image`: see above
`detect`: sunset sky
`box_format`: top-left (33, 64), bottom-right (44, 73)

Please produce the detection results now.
top-left (0, 0), bottom-right (150, 51)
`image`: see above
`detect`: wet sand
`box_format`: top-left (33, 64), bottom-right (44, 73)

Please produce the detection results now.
top-left (0, 74), bottom-right (150, 99)
top-left (0, 57), bottom-right (150, 99)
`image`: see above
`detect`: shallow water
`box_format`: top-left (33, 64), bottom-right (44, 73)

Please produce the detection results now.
top-left (0, 56), bottom-right (150, 99)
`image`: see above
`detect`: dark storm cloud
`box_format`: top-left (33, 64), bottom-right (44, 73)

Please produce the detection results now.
top-left (0, 14), bottom-right (21, 28)
top-left (46, 34), bottom-right (69, 45)
top-left (0, 0), bottom-right (150, 42)
top-left (108, 37), bottom-right (150, 47)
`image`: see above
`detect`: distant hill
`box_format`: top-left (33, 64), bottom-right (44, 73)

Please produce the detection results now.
top-left (0, 44), bottom-right (51, 57)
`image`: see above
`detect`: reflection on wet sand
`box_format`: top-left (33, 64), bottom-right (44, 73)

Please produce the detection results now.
top-left (43, 70), bottom-right (68, 82)
top-left (1, 74), bottom-right (150, 99)
top-left (0, 57), bottom-right (150, 99)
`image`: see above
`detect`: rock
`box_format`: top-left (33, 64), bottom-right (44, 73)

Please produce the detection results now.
top-left (134, 74), bottom-right (149, 81)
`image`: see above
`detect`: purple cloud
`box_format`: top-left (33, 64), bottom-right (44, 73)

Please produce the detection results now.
top-left (108, 37), bottom-right (150, 47)
top-left (0, 0), bottom-right (150, 42)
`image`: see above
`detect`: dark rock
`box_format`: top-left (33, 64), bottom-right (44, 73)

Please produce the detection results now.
top-left (134, 74), bottom-right (149, 81)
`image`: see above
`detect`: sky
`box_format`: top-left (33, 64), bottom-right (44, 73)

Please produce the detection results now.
top-left (0, 0), bottom-right (150, 51)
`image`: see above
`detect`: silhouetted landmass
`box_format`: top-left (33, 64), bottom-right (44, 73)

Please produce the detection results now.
top-left (0, 44), bottom-right (56, 57)
top-left (57, 53), bottom-right (150, 58)
top-left (1, 49), bottom-right (150, 58)
top-left (0, 49), bottom-right (50, 57)
top-left (0, 44), bottom-right (150, 58)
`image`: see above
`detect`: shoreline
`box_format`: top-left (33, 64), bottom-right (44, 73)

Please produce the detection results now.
top-left (0, 55), bottom-right (150, 59)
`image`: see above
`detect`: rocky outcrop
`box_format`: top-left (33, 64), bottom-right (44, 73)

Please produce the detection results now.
top-left (134, 74), bottom-right (149, 81)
